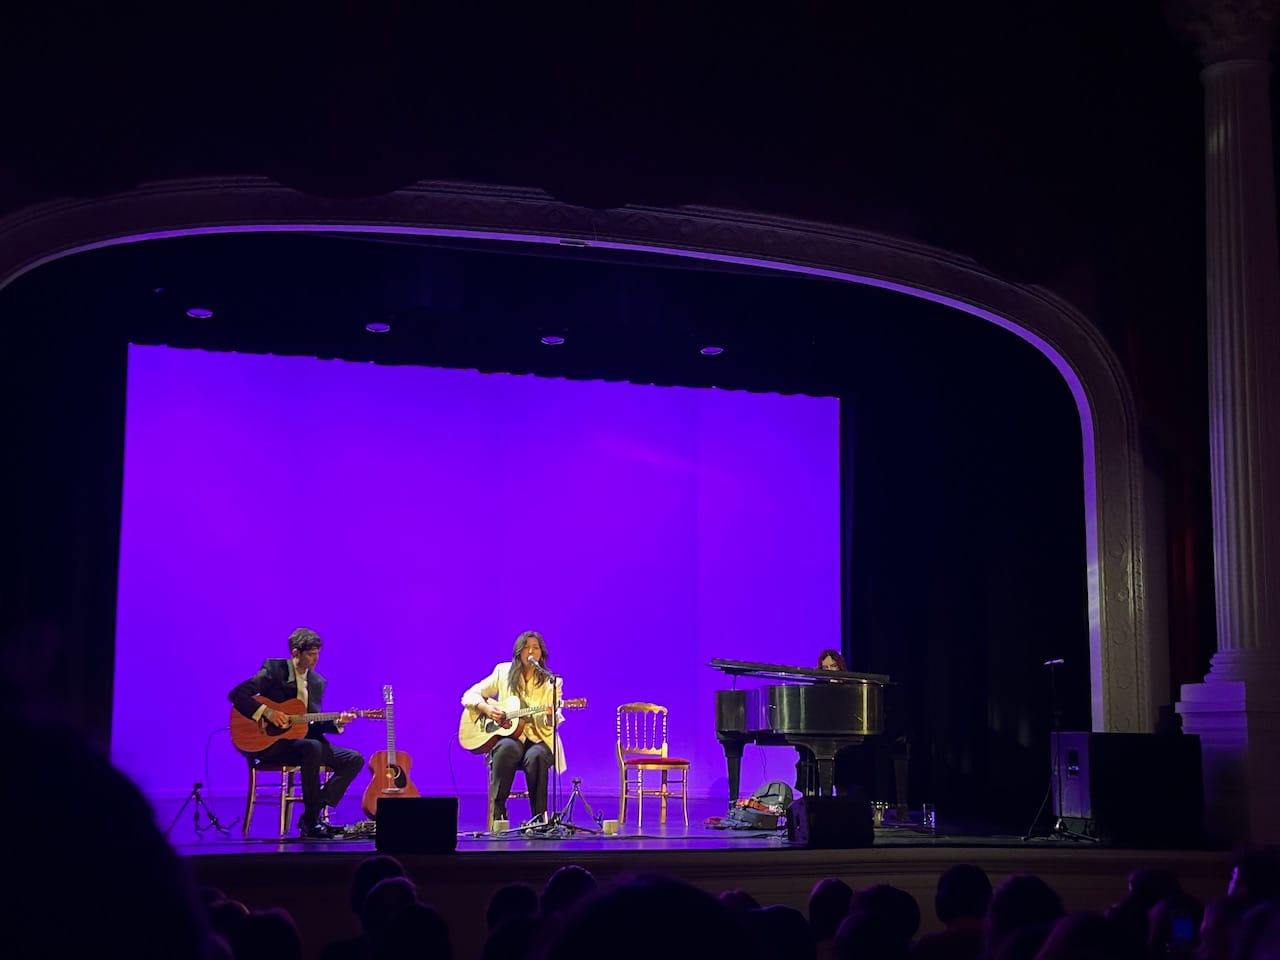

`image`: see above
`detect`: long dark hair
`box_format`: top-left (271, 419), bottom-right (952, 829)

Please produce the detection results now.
top-left (507, 630), bottom-right (548, 696)
top-left (817, 648), bottom-right (847, 670)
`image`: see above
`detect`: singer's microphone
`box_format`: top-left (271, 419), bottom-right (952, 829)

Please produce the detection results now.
top-left (530, 657), bottom-right (548, 672)
top-left (1043, 658), bottom-right (1065, 666)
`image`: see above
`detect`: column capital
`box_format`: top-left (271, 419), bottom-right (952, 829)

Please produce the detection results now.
top-left (1168, 0), bottom-right (1280, 64)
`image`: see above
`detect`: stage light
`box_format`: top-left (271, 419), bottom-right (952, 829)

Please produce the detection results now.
top-left (186, 307), bottom-right (214, 319)
top-left (700, 345), bottom-right (724, 356)
top-left (540, 335), bottom-right (566, 345)
top-left (366, 321), bottom-right (392, 333)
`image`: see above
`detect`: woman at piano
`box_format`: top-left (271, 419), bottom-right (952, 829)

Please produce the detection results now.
top-left (795, 649), bottom-right (853, 795)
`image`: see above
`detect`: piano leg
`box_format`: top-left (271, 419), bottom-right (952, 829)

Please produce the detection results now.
top-left (721, 740), bottom-right (745, 804)
top-left (815, 754), bottom-right (836, 797)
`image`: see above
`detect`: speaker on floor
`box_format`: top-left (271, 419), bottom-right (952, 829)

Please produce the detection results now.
top-left (375, 796), bottom-right (458, 854)
top-left (1052, 732), bottom-right (1204, 848)
top-left (787, 796), bottom-right (875, 848)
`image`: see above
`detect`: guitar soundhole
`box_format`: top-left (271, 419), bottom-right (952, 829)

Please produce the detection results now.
top-left (384, 766), bottom-right (407, 790)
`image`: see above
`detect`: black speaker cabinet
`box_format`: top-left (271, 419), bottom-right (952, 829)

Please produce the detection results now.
top-left (787, 796), bottom-right (875, 848)
top-left (375, 797), bottom-right (458, 854)
top-left (1052, 733), bottom-right (1204, 848)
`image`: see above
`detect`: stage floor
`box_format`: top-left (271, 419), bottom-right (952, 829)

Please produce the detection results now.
top-left (178, 794), bottom-right (1231, 960)
top-left (171, 792), bottom-right (1058, 857)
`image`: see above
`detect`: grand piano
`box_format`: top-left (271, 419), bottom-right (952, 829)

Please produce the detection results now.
top-left (711, 658), bottom-right (892, 804)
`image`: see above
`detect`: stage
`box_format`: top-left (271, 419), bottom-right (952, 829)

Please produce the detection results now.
top-left (177, 793), bottom-right (1233, 960)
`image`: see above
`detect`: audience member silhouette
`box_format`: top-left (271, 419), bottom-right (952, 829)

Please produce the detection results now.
top-left (1146, 893), bottom-right (1203, 960)
top-left (538, 872), bottom-right (756, 960)
top-left (851, 883), bottom-right (923, 949)
top-left (540, 864), bottom-right (598, 921)
top-left (319, 854), bottom-right (409, 960)
top-left (749, 904), bottom-right (817, 960)
top-left (720, 888), bottom-right (763, 913)
top-left (1197, 894), bottom-right (1255, 960)
top-left (359, 876), bottom-right (420, 959)
top-left (1227, 845), bottom-right (1280, 904)
top-left (1105, 866), bottom-right (1183, 950)
top-left (912, 863), bottom-right (992, 960)
top-left (835, 909), bottom-right (911, 960)
top-left (810, 877), bottom-right (855, 960)
top-left (487, 882), bottom-right (540, 930)
top-left (1033, 911), bottom-right (1142, 960)
top-left (0, 710), bottom-right (213, 960)
top-left (1234, 901), bottom-right (1280, 960)
top-left (989, 924), bottom-right (1052, 960)
top-left (482, 914), bottom-right (547, 960)
top-left (982, 874), bottom-right (1064, 960)
top-left (227, 908), bottom-right (304, 960)
top-left (207, 898), bottom-right (251, 947)
top-left (372, 901), bottom-right (452, 960)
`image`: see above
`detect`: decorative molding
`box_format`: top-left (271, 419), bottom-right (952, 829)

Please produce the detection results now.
top-left (1167, 0), bottom-right (1280, 64)
top-left (0, 175), bottom-right (1155, 732)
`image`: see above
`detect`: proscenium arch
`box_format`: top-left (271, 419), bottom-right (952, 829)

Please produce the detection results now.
top-left (0, 176), bottom-right (1156, 733)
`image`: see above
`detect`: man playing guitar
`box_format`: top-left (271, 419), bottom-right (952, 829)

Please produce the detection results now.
top-left (228, 627), bottom-right (365, 838)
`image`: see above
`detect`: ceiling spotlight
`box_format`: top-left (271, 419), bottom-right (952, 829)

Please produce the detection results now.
top-left (700, 345), bottom-right (724, 356)
top-left (540, 335), bottom-right (566, 345)
top-left (186, 307), bottom-right (214, 319)
top-left (365, 321), bottom-right (392, 334)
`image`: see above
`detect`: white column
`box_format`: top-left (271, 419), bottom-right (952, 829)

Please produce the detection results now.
top-left (1174, 0), bottom-right (1280, 844)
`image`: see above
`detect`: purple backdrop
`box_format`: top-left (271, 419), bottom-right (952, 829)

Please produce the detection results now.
top-left (112, 345), bottom-right (840, 820)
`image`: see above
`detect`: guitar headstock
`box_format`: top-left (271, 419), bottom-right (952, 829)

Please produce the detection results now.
top-left (382, 684), bottom-right (394, 706)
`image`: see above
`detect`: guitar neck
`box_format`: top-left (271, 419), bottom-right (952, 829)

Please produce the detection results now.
top-left (386, 704), bottom-right (397, 765)
top-left (289, 710), bottom-right (367, 724)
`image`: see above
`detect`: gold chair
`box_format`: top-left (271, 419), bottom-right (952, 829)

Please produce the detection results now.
top-left (242, 756), bottom-right (332, 838)
top-left (485, 751), bottom-right (530, 830)
top-left (617, 702), bottom-right (690, 827)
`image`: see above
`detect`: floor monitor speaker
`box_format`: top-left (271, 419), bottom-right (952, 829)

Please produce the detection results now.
top-left (375, 796), bottom-right (458, 854)
top-left (1052, 733), bottom-right (1204, 848)
top-left (787, 796), bottom-right (875, 848)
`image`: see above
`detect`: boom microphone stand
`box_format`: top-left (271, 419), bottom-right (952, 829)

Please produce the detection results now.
top-left (1022, 659), bottom-right (1096, 843)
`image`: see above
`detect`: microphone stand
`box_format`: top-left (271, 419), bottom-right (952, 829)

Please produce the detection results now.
top-left (165, 781), bottom-right (237, 840)
top-left (526, 662), bottom-right (598, 837)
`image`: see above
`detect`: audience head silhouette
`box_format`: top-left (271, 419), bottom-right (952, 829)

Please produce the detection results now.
top-left (935, 863), bottom-right (992, 925)
top-left (539, 872), bottom-right (755, 960)
top-left (983, 873), bottom-right (1064, 958)
top-left (1, 710), bottom-right (212, 960)
top-left (809, 877), bottom-right (855, 941)
top-left (488, 882), bottom-right (540, 930)
top-left (541, 864), bottom-right (598, 918)
top-left (228, 908), bottom-right (304, 960)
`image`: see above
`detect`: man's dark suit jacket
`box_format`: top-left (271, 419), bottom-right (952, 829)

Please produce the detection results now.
top-left (228, 658), bottom-right (340, 738)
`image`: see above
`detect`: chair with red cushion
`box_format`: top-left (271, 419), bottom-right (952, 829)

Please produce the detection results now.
top-left (616, 702), bottom-right (690, 828)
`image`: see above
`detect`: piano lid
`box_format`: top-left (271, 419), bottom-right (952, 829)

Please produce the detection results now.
top-left (709, 657), bottom-right (890, 685)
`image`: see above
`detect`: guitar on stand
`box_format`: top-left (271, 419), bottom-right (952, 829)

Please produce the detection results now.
top-left (362, 685), bottom-right (420, 819)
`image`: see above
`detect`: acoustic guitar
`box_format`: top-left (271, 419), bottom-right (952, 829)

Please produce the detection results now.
top-left (230, 696), bottom-right (385, 754)
top-left (362, 684), bottom-right (419, 819)
top-left (457, 696), bottom-right (588, 754)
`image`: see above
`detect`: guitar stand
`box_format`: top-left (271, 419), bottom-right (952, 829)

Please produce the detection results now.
top-left (165, 781), bottom-right (238, 840)
top-left (524, 777), bottom-right (602, 837)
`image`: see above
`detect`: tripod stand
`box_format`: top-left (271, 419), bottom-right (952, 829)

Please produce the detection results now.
top-left (165, 781), bottom-right (238, 840)
top-left (1022, 659), bottom-right (1097, 843)
top-left (521, 664), bottom-right (600, 838)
